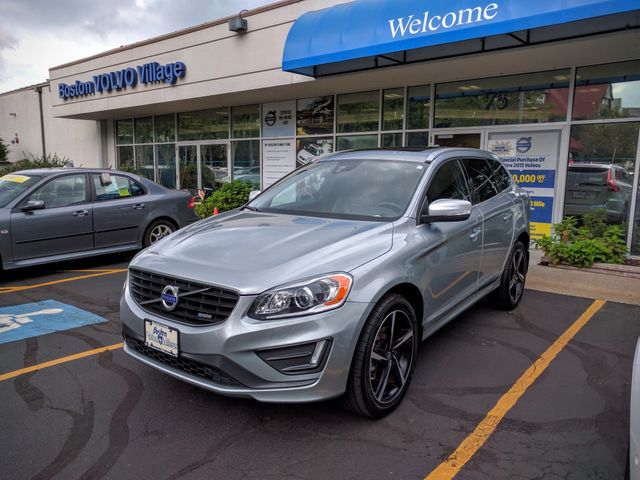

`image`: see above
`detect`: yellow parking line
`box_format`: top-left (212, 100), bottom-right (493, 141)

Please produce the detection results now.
top-left (425, 299), bottom-right (606, 480)
top-left (0, 269), bottom-right (127, 294)
top-left (0, 342), bottom-right (124, 382)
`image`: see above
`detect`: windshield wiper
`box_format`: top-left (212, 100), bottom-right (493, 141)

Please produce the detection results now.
top-left (576, 182), bottom-right (605, 187)
top-left (243, 205), bottom-right (262, 212)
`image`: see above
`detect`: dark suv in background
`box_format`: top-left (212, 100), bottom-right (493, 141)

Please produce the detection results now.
top-left (565, 164), bottom-right (633, 223)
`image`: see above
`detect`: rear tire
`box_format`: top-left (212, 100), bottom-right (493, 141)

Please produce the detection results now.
top-left (344, 294), bottom-right (419, 418)
top-left (143, 219), bottom-right (176, 247)
top-left (489, 240), bottom-right (528, 310)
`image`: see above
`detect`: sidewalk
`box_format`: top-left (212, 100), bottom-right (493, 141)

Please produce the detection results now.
top-left (527, 249), bottom-right (640, 306)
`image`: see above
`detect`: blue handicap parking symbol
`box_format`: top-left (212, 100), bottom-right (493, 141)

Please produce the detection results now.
top-left (0, 300), bottom-right (107, 345)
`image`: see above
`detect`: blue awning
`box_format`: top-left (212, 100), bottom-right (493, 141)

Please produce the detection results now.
top-left (283, 0), bottom-right (640, 76)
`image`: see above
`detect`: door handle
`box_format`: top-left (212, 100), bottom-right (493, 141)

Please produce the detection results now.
top-left (470, 228), bottom-right (481, 242)
top-left (132, 203), bottom-right (145, 210)
top-left (503, 213), bottom-right (513, 223)
top-left (72, 210), bottom-right (89, 217)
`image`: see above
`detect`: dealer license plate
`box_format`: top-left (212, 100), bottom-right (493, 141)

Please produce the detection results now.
top-left (572, 191), bottom-right (587, 199)
top-left (145, 320), bottom-right (179, 357)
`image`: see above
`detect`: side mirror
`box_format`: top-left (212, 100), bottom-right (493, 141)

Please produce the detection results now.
top-left (421, 199), bottom-right (472, 223)
top-left (22, 200), bottom-right (45, 212)
top-left (248, 190), bottom-right (261, 201)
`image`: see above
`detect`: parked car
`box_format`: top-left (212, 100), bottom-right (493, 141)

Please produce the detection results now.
top-left (564, 164), bottom-right (633, 224)
top-left (629, 336), bottom-right (640, 479)
top-left (121, 147), bottom-right (530, 417)
top-left (0, 168), bottom-right (198, 270)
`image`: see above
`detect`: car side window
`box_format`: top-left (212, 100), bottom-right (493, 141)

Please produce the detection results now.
top-left (29, 174), bottom-right (87, 209)
top-left (462, 158), bottom-right (499, 204)
top-left (426, 160), bottom-right (470, 204)
top-left (490, 159), bottom-right (513, 192)
top-left (93, 174), bottom-right (144, 201)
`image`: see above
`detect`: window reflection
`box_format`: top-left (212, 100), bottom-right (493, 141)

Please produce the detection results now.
top-left (337, 91), bottom-right (380, 133)
top-left (564, 123), bottom-right (639, 228)
top-left (574, 60), bottom-right (640, 121)
top-left (435, 70), bottom-right (570, 127)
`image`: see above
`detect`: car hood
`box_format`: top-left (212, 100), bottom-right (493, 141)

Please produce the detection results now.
top-left (130, 210), bottom-right (393, 294)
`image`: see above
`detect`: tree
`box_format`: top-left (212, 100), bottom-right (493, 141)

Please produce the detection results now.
top-left (0, 138), bottom-right (8, 163)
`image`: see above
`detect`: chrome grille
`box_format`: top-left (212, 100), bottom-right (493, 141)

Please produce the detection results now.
top-left (129, 268), bottom-right (239, 326)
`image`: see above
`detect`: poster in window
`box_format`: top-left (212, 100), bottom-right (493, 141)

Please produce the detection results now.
top-left (262, 139), bottom-right (296, 189)
top-left (296, 137), bottom-right (334, 167)
top-left (488, 130), bottom-right (561, 239)
top-left (297, 96), bottom-right (334, 136)
top-left (262, 101), bottom-right (295, 138)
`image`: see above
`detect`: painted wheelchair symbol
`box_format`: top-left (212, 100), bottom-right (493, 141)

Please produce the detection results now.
top-left (0, 308), bottom-right (64, 334)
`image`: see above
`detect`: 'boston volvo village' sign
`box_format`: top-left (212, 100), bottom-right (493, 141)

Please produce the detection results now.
top-left (388, 3), bottom-right (499, 38)
top-left (58, 61), bottom-right (186, 100)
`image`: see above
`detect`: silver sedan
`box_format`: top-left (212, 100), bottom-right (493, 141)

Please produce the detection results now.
top-left (0, 168), bottom-right (198, 270)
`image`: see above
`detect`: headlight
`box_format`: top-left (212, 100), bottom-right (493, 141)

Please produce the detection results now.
top-left (248, 274), bottom-right (353, 320)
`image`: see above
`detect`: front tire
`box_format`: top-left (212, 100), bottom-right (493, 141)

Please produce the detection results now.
top-left (344, 294), bottom-right (419, 418)
top-left (489, 240), bottom-right (528, 310)
top-left (143, 219), bottom-right (176, 247)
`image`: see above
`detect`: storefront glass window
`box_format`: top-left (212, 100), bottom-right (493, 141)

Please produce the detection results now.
top-left (633, 177), bottom-right (640, 255)
top-left (407, 85), bottom-right (430, 130)
top-left (135, 145), bottom-right (155, 181)
top-left (383, 88), bottom-right (404, 131)
top-left (134, 117), bottom-right (153, 144)
top-left (406, 131), bottom-right (429, 147)
top-left (232, 140), bottom-right (260, 188)
top-left (297, 96), bottom-right (334, 136)
top-left (232, 105), bottom-right (260, 139)
top-left (337, 91), bottom-right (379, 133)
top-left (574, 61), bottom-right (640, 121)
top-left (155, 114), bottom-right (175, 143)
top-left (178, 145), bottom-right (198, 192)
top-left (117, 146), bottom-right (134, 170)
top-left (563, 122), bottom-right (639, 232)
top-left (178, 109), bottom-right (229, 141)
top-left (155, 144), bottom-right (176, 189)
top-left (337, 134), bottom-right (378, 151)
top-left (435, 70), bottom-right (570, 128)
top-left (116, 120), bottom-right (133, 145)
top-left (382, 133), bottom-right (403, 147)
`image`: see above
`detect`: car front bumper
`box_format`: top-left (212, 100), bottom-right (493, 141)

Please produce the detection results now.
top-left (120, 282), bottom-right (371, 403)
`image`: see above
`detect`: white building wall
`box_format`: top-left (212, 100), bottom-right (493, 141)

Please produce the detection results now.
top-left (0, 85), bottom-right (102, 167)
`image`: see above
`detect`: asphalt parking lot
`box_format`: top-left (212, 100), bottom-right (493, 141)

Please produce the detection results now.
top-left (1, 255), bottom-right (639, 480)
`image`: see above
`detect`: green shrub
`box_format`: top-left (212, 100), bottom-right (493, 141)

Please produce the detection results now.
top-left (0, 153), bottom-right (72, 176)
top-left (533, 211), bottom-right (628, 267)
top-left (195, 180), bottom-right (253, 218)
top-left (0, 138), bottom-right (8, 163)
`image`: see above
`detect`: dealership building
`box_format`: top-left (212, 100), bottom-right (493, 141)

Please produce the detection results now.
top-left (1, 0), bottom-right (639, 254)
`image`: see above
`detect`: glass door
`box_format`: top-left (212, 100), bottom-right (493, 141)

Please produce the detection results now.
top-left (200, 143), bottom-right (229, 190)
top-left (178, 145), bottom-right (198, 192)
top-left (177, 142), bottom-right (230, 192)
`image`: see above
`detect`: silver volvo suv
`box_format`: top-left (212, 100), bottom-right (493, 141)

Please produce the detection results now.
top-left (120, 148), bottom-right (530, 417)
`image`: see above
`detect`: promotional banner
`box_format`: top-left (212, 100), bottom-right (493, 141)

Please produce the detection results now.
top-left (262, 139), bottom-right (296, 189)
top-left (296, 137), bottom-right (334, 167)
top-left (262, 101), bottom-right (296, 138)
top-left (488, 130), bottom-right (561, 238)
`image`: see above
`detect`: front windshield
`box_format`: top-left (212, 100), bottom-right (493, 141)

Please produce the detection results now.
top-left (250, 159), bottom-right (426, 221)
top-left (0, 174), bottom-right (42, 208)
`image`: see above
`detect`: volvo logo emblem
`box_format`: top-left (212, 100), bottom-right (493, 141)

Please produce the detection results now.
top-left (161, 285), bottom-right (179, 311)
top-left (516, 137), bottom-right (532, 154)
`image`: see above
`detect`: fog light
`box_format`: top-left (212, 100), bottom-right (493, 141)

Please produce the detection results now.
top-left (256, 339), bottom-right (331, 375)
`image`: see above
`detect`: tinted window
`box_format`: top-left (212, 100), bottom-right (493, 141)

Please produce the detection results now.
top-left (93, 174), bottom-right (144, 201)
top-left (251, 159), bottom-right (426, 221)
top-left (426, 161), bottom-right (470, 203)
top-left (30, 174), bottom-right (87, 209)
top-left (463, 158), bottom-right (499, 204)
top-left (0, 174), bottom-right (41, 208)
top-left (490, 160), bottom-right (513, 192)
